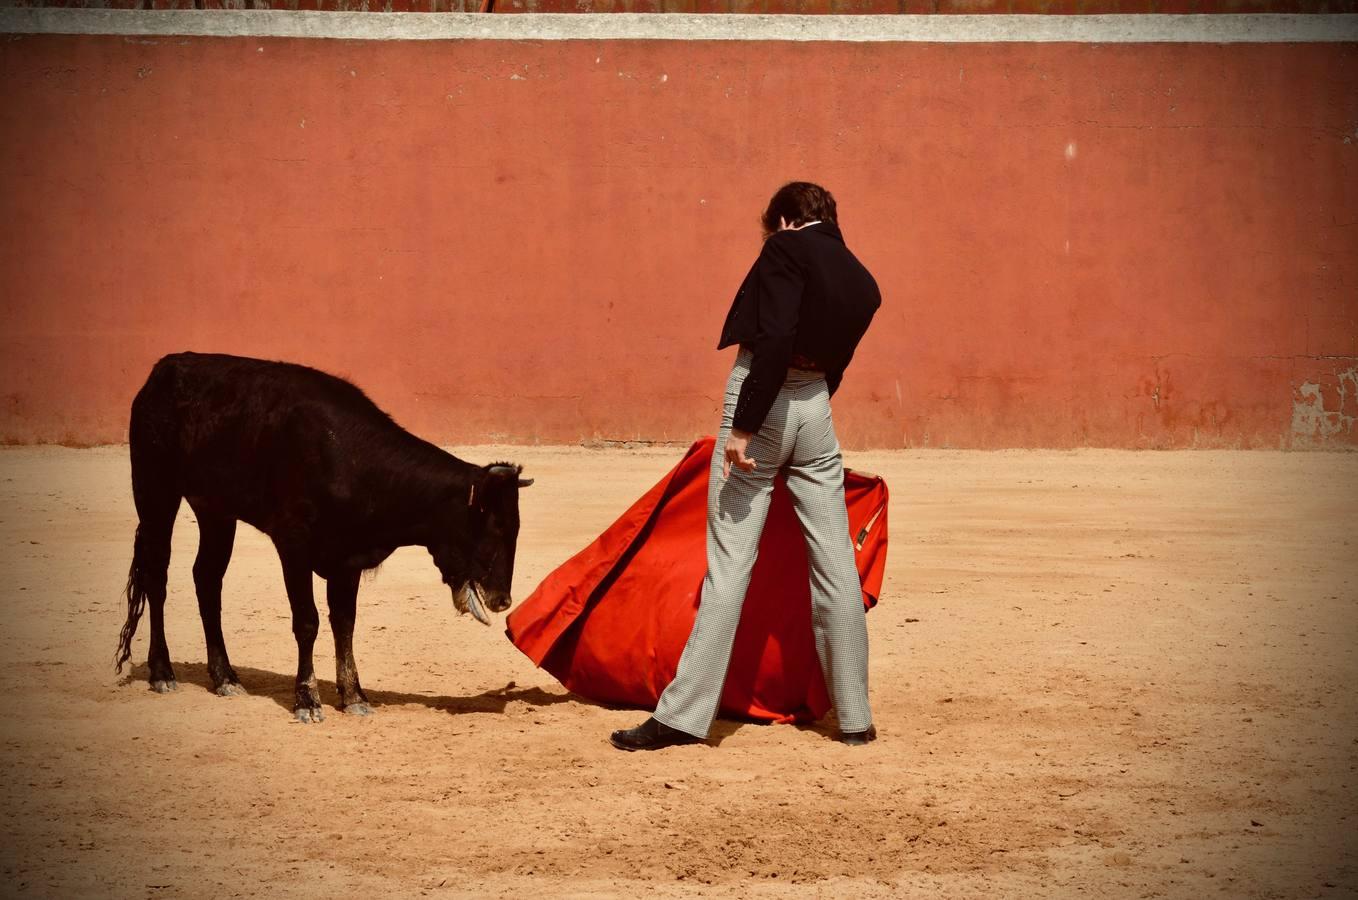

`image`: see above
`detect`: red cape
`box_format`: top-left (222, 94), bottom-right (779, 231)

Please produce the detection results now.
top-left (505, 437), bottom-right (889, 724)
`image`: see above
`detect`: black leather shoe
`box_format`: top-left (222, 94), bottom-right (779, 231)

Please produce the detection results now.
top-left (610, 717), bottom-right (704, 751)
top-left (840, 725), bottom-right (877, 746)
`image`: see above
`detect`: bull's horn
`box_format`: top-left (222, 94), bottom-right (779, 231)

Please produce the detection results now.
top-left (466, 584), bottom-right (491, 627)
top-left (486, 463), bottom-right (531, 487)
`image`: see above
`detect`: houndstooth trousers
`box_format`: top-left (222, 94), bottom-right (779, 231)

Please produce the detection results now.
top-left (652, 348), bottom-right (873, 738)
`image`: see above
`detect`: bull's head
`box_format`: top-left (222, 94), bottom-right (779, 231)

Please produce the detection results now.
top-left (429, 462), bottom-right (533, 626)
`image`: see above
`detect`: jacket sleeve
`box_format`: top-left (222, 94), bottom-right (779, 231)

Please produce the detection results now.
top-left (826, 340), bottom-right (860, 397)
top-left (826, 365), bottom-right (845, 399)
top-left (732, 235), bottom-right (804, 434)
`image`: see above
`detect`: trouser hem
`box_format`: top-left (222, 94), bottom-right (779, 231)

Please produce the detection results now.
top-left (651, 711), bottom-right (707, 740)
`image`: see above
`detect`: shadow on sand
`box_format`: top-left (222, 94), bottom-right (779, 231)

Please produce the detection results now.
top-left (117, 664), bottom-right (831, 745)
top-left (120, 661), bottom-right (576, 717)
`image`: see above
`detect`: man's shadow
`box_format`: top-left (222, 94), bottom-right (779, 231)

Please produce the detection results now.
top-left (121, 662), bottom-right (576, 716)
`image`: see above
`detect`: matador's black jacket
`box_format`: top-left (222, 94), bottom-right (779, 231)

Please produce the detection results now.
top-left (717, 221), bottom-right (882, 434)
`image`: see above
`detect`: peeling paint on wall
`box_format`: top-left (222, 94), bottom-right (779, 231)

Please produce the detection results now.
top-left (1291, 368), bottom-right (1358, 447)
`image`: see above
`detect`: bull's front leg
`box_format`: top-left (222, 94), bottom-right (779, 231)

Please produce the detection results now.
top-left (278, 551), bottom-right (324, 723)
top-left (326, 569), bottom-right (371, 716)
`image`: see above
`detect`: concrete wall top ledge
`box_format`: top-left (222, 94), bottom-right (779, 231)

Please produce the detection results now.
top-left (2, 8), bottom-right (1357, 41)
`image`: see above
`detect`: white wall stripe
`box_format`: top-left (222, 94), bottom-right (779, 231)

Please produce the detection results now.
top-left (1, 9), bottom-right (1356, 43)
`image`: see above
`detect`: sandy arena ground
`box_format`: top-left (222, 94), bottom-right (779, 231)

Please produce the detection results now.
top-left (0, 444), bottom-right (1355, 898)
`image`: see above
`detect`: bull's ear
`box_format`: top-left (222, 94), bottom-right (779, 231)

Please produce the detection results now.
top-left (518, 476), bottom-right (534, 488)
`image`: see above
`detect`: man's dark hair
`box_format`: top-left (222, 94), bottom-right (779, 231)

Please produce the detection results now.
top-left (761, 182), bottom-right (838, 236)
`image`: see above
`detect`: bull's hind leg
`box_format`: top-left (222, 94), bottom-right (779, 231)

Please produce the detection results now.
top-left (141, 511), bottom-right (180, 693)
top-left (125, 490), bottom-right (181, 693)
top-left (326, 569), bottom-right (371, 716)
top-left (119, 363), bottom-right (183, 692)
top-left (278, 551), bottom-right (324, 723)
top-left (192, 513), bottom-right (245, 696)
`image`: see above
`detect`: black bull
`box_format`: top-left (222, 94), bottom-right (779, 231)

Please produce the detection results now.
top-left (114, 352), bottom-right (532, 722)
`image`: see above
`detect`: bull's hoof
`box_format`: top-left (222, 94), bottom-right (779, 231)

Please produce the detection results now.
top-left (294, 706), bottom-right (325, 724)
top-left (215, 682), bottom-right (247, 697)
top-left (343, 702), bottom-right (374, 717)
top-left (149, 679), bottom-right (179, 694)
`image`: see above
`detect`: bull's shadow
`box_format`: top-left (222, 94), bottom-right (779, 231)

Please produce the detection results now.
top-left (122, 662), bottom-right (575, 716)
top-left (119, 664), bottom-right (792, 745)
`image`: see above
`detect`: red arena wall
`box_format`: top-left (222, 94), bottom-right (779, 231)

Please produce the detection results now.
top-left (1, 23), bottom-right (1355, 448)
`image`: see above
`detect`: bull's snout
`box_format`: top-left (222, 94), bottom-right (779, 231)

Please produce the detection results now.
top-left (484, 591), bottom-right (513, 614)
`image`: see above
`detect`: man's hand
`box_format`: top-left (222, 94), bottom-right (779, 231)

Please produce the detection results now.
top-left (723, 429), bottom-right (757, 478)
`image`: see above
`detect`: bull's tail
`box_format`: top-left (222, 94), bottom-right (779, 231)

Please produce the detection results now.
top-left (114, 526), bottom-right (151, 674)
